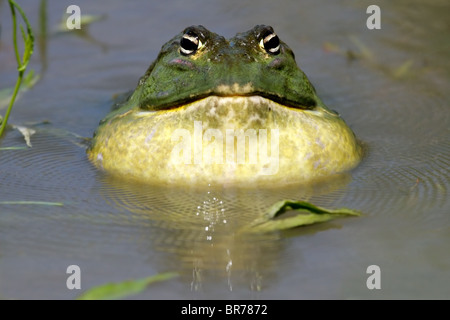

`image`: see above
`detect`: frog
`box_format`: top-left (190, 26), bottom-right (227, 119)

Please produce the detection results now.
top-left (87, 25), bottom-right (363, 186)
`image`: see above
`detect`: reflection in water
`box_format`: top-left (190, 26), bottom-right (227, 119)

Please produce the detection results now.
top-left (98, 174), bottom-right (352, 292)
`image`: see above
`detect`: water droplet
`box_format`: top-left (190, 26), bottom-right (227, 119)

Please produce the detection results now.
top-left (226, 260), bottom-right (233, 272)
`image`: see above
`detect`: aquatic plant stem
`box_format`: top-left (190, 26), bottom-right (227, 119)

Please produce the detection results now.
top-left (0, 72), bottom-right (23, 136)
top-left (0, 0), bottom-right (34, 137)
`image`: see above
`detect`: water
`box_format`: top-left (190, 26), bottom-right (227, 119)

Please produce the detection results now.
top-left (0, 0), bottom-right (449, 299)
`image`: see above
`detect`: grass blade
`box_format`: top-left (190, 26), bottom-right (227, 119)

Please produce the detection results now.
top-left (0, 201), bottom-right (64, 206)
top-left (77, 272), bottom-right (179, 300)
top-left (1, 1), bottom-right (35, 137)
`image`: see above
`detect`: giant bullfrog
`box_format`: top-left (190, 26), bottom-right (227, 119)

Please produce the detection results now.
top-left (87, 25), bottom-right (362, 186)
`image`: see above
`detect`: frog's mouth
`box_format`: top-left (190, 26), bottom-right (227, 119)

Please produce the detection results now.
top-left (140, 83), bottom-right (318, 111)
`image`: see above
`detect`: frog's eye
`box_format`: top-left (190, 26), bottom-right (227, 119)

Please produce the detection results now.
top-left (260, 30), bottom-right (280, 55)
top-left (180, 31), bottom-right (203, 56)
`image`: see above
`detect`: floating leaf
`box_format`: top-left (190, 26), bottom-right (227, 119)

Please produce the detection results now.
top-left (0, 201), bottom-right (63, 206)
top-left (0, 146), bottom-right (28, 150)
top-left (243, 200), bottom-right (361, 233)
top-left (77, 272), bottom-right (178, 300)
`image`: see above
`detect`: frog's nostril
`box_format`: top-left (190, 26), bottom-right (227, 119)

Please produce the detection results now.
top-left (267, 58), bottom-right (285, 69)
top-left (168, 58), bottom-right (195, 70)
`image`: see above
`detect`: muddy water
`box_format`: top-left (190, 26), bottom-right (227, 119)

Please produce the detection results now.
top-left (0, 0), bottom-right (448, 299)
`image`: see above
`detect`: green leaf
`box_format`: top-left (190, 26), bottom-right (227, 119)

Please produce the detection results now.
top-left (57, 13), bottom-right (105, 32)
top-left (0, 201), bottom-right (63, 206)
top-left (243, 199), bottom-right (361, 233)
top-left (0, 146), bottom-right (28, 150)
top-left (77, 272), bottom-right (179, 300)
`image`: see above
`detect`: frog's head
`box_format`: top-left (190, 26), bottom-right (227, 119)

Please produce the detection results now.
top-left (138, 25), bottom-right (319, 111)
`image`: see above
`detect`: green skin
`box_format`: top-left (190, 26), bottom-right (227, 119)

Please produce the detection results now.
top-left (88, 25), bottom-right (362, 186)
